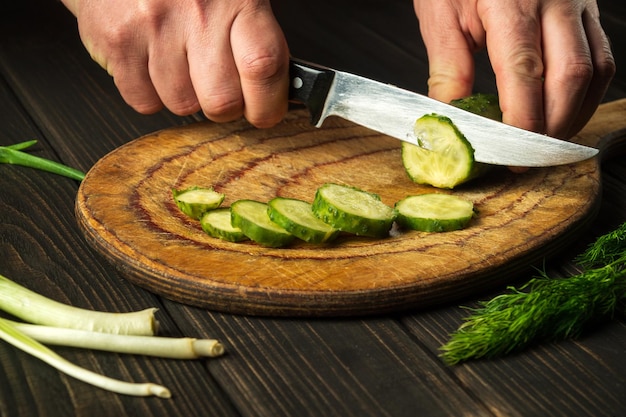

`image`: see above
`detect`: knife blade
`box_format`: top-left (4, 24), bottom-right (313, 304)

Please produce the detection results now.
top-left (288, 58), bottom-right (598, 167)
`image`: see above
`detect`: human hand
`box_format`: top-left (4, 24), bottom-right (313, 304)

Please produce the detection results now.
top-left (61, 0), bottom-right (290, 128)
top-left (413, 0), bottom-right (615, 139)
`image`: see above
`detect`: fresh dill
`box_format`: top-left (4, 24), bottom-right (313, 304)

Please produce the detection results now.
top-left (440, 222), bottom-right (626, 365)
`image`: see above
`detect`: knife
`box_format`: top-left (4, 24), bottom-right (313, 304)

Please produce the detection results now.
top-left (288, 58), bottom-right (598, 167)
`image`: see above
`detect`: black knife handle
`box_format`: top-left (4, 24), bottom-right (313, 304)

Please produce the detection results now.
top-left (289, 58), bottom-right (335, 125)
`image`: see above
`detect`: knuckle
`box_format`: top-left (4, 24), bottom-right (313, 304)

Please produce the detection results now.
top-left (509, 49), bottom-right (545, 81)
top-left (596, 52), bottom-right (617, 82)
top-left (201, 93), bottom-right (244, 122)
top-left (245, 111), bottom-right (284, 129)
top-left (238, 53), bottom-right (283, 83)
top-left (167, 98), bottom-right (201, 116)
top-left (561, 60), bottom-right (595, 85)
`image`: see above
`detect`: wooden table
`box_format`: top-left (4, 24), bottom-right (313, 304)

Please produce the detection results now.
top-left (1, 0), bottom-right (625, 415)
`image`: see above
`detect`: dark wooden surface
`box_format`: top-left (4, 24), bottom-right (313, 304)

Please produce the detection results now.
top-left (1, 0), bottom-right (625, 416)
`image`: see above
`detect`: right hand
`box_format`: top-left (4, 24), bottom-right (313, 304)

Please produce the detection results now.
top-left (61, 0), bottom-right (291, 128)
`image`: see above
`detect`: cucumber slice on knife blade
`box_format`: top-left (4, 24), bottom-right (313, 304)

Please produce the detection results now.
top-left (312, 183), bottom-right (397, 238)
top-left (402, 113), bottom-right (476, 189)
top-left (402, 93), bottom-right (500, 189)
top-left (231, 200), bottom-right (294, 247)
top-left (395, 193), bottom-right (474, 232)
top-left (268, 197), bottom-right (340, 244)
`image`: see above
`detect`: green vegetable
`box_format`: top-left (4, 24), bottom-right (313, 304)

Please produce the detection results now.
top-left (402, 94), bottom-right (501, 189)
top-left (172, 186), bottom-right (225, 219)
top-left (0, 274), bottom-right (225, 397)
top-left (0, 274), bottom-right (156, 335)
top-left (0, 140), bottom-right (85, 181)
top-left (440, 222), bottom-right (626, 365)
top-left (395, 194), bottom-right (474, 232)
top-left (200, 208), bottom-right (249, 242)
top-left (449, 93), bottom-right (502, 121)
top-left (402, 114), bottom-right (478, 189)
top-left (268, 197), bottom-right (340, 243)
top-left (0, 318), bottom-right (171, 398)
top-left (231, 200), bottom-right (294, 247)
top-left (312, 183), bottom-right (397, 238)
top-left (8, 320), bottom-right (224, 359)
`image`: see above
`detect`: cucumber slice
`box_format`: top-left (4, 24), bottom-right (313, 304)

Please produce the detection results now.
top-left (268, 197), bottom-right (340, 243)
top-left (402, 114), bottom-right (476, 189)
top-left (311, 183), bottom-right (397, 238)
top-left (450, 93), bottom-right (502, 121)
top-left (230, 200), bottom-right (294, 247)
top-left (172, 186), bottom-right (225, 219)
top-left (395, 193), bottom-right (474, 232)
top-left (402, 93), bottom-right (502, 189)
top-left (200, 208), bottom-right (248, 242)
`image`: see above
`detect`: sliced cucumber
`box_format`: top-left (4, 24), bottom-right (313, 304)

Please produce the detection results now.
top-left (268, 197), bottom-right (340, 244)
top-left (230, 200), bottom-right (294, 247)
top-left (311, 183), bottom-right (397, 238)
top-left (402, 114), bottom-right (476, 189)
top-left (172, 186), bottom-right (225, 219)
top-left (450, 93), bottom-right (502, 121)
top-left (200, 208), bottom-right (248, 242)
top-left (402, 93), bottom-right (502, 189)
top-left (395, 193), bottom-right (474, 232)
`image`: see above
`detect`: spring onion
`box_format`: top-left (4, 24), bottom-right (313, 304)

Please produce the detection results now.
top-left (0, 140), bottom-right (85, 181)
top-left (0, 274), bottom-right (157, 335)
top-left (0, 318), bottom-right (171, 398)
top-left (0, 274), bottom-right (226, 397)
top-left (8, 321), bottom-right (225, 359)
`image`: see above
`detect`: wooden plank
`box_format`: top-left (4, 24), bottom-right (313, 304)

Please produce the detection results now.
top-left (165, 302), bottom-right (492, 417)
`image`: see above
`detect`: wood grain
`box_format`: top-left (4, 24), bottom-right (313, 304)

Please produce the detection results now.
top-left (75, 100), bottom-right (626, 317)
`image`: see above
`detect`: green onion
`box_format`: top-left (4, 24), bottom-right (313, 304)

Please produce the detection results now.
top-left (0, 140), bottom-right (85, 181)
top-left (0, 318), bottom-right (171, 398)
top-left (8, 321), bottom-right (225, 359)
top-left (0, 274), bottom-right (226, 397)
top-left (0, 274), bottom-right (157, 335)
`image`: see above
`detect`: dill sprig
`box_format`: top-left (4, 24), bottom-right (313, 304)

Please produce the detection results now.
top-left (440, 222), bottom-right (626, 365)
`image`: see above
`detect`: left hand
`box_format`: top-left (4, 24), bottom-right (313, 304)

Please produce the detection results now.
top-left (413, 0), bottom-right (615, 139)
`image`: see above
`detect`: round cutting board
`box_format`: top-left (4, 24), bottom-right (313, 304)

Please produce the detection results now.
top-left (75, 100), bottom-right (626, 317)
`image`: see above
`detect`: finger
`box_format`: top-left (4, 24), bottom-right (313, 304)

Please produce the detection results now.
top-left (108, 47), bottom-right (165, 115)
top-left (148, 31), bottom-right (201, 116)
top-left (483, 7), bottom-right (545, 134)
top-left (231, 6), bottom-right (290, 128)
top-left (187, 15), bottom-right (244, 123)
top-left (77, 20), bottom-right (164, 114)
top-left (541, 4), bottom-right (593, 138)
top-left (566, 7), bottom-right (615, 137)
top-left (415, 3), bottom-right (476, 102)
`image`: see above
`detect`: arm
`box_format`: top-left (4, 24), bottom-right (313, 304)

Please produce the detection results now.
top-left (413, 0), bottom-right (615, 139)
top-left (60, 0), bottom-right (290, 128)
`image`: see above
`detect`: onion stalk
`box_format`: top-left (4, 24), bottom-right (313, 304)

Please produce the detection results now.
top-left (0, 274), bottom-right (226, 398)
top-left (0, 274), bottom-right (157, 335)
top-left (0, 140), bottom-right (85, 181)
top-left (8, 321), bottom-right (225, 358)
top-left (0, 318), bottom-right (171, 398)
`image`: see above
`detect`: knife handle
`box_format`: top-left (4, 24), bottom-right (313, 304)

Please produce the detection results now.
top-left (288, 58), bottom-right (335, 125)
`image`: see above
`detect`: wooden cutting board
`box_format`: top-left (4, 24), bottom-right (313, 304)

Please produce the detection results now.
top-left (75, 99), bottom-right (626, 317)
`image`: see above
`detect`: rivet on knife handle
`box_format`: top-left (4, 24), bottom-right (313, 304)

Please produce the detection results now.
top-left (289, 59), bottom-right (335, 126)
